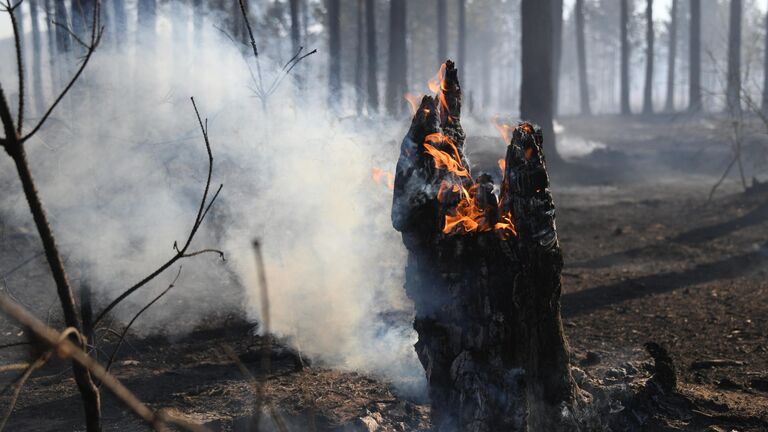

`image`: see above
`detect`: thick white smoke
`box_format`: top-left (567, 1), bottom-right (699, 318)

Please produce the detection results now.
top-left (0, 6), bottom-right (425, 397)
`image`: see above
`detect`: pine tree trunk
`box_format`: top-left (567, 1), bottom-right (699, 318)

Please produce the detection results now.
top-left (113, 0), bottom-right (127, 49)
top-left (620, 0), bottom-right (631, 114)
top-left (365, 0), bottom-right (379, 114)
top-left (552, 0), bottom-right (563, 116)
top-left (726, 0), bottom-right (742, 114)
top-left (665, 0), bottom-right (678, 112)
top-left (762, 6), bottom-right (768, 113)
top-left (386, 0), bottom-right (407, 116)
top-left (54, 0), bottom-right (71, 53)
top-left (327, 0), bottom-right (341, 110)
top-left (575, 0), bottom-right (591, 115)
top-left (29, 0), bottom-right (45, 115)
top-left (521, 0), bottom-right (561, 165)
top-left (457, 0), bottom-right (466, 83)
top-left (355, 0), bottom-right (365, 115)
top-left (290, 0), bottom-right (301, 55)
top-left (437, 0), bottom-right (447, 63)
top-left (689, 0), bottom-right (702, 112)
top-left (44, 0), bottom-right (57, 92)
top-left (642, 0), bottom-right (655, 114)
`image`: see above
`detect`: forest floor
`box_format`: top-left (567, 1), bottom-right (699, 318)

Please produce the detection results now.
top-left (1, 113), bottom-right (768, 431)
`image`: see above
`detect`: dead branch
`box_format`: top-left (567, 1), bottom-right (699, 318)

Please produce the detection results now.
top-left (0, 350), bottom-right (52, 432)
top-left (0, 2), bottom-right (103, 430)
top-left (92, 97), bottom-right (224, 327)
top-left (102, 266), bottom-right (182, 375)
top-left (0, 293), bottom-right (211, 432)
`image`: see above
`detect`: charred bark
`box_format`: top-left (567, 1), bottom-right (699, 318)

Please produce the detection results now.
top-left (392, 61), bottom-right (577, 432)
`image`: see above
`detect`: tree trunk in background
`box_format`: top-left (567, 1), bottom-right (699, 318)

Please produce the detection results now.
top-left (301, 0), bottom-right (309, 44)
top-left (689, 0), bottom-right (701, 112)
top-left (457, 0), bottom-right (466, 84)
top-left (71, 0), bottom-right (95, 42)
top-left (113, 0), bottom-right (127, 49)
top-left (365, 0), bottom-right (379, 114)
top-left (521, 0), bottom-right (561, 165)
top-left (552, 0), bottom-right (563, 116)
top-left (437, 0), bottom-right (447, 63)
top-left (386, 0), bottom-right (407, 116)
top-left (620, 0), bottom-right (631, 114)
top-left (290, 0), bottom-right (301, 54)
top-left (482, 31), bottom-right (493, 109)
top-left (327, 0), bottom-right (341, 111)
top-left (193, 0), bottom-right (203, 46)
top-left (44, 0), bottom-right (57, 91)
top-left (642, 0), bottom-right (654, 114)
top-left (726, 0), bottom-right (742, 113)
top-left (355, 0), bottom-right (364, 115)
top-left (30, 0), bottom-right (45, 114)
top-left (762, 7), bottom-right (768, 113)
top-left (575, 0), bottom-right (591, 115)
top-left (665, 0), bottom-right (678, 111)
top-left (137, 0), bottom-right (157, 47)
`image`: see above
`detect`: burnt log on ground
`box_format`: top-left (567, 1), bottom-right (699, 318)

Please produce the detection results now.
top-left (392, 61), bottom-right (578, 431)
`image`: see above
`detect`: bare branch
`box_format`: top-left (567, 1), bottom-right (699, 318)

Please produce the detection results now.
top-left (0, 293), bottom-right (211, 432)
top-left (0, 350), bottom-right (52, 432)
top-left (237, 0), bottom-right (263, 94)
top-left (93, 98), bottom-right (222, 327)
top-left (102, 267), bottom-right (182, 375)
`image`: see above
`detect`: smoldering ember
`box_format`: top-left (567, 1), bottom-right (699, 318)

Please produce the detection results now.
top-left (1, 1), bottom-right (768, 432)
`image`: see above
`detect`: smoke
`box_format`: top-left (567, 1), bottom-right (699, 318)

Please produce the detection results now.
top-left (0, 6), bottom-right (425, 397)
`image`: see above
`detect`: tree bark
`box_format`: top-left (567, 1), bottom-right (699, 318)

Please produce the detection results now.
top-left (575, 0), bottom-right (591, 115)
top-left (642, 0), bottom-right (655, 114)
top-left (437, 0), bottom-right (447, 63)
top-left (726, 0), bottom-right (742, 114)
top-left (386, 0), bottom-right (407, 116)
top-left (365, 0), bottom-right (379, 114)
top-left (689, 0), bottom-right (701, 112)
top-left (620, 0), bottom-right (631, 114)
top-left (552, 0), bottom-right (563, 116)
top-left (355, 0), bottom-right (365, 115)
top-left (29, 0), bottom-right (45, 114)
top-left (327, 0), bottom-right (341, 111)
top-left (521, 0), bottom-right (561, 165)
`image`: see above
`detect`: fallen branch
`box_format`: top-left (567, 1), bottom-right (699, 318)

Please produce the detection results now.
top-left (0, 293), bottom-right (210, 432)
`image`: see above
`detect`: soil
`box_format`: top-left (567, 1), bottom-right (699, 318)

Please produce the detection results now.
top-left (1, 113), bottom-right (768, 431)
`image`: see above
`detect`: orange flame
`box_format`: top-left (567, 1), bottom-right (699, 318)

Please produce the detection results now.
top-left (498, 158), bottom-right (506, 172)
top-left (404, 93), bottom-right (420, 115)
top-left (492, 116), bottom-right (514, 145)
top-left (372, 167), bottom-right (395, 190)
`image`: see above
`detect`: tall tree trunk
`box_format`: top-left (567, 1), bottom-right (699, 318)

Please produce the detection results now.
top-left (327, 0), bottom-right (341, 110)
top-left (689, 0), bottom-right (701, 111)
top-left (762, 6), bottom-right (768, 113)
top-left (457, 0), bottom-right (466, 83)
top-left (726, 0), bottom-right (742, 113)
top-left (290, 0), bottom-right (301, 54)
top-left (113, 0), bottom-right (127, 49)
top-left (665, 0), bottom-right (678, 111)
top-left (437, 0), bottom-right (446, 63)
top-left (355, 0), bottom-right (364, 115)
top-left (30, 0), bottom-right (45, 114)
top-left (137, 0), bottom-right (157, 48)
top-left (44, 0), bottom-right (58, 91)
top-left (620, 0), bottom-right (631, 114)
top-left (575, 0), bottom-right (591, 115)
top-left (386, 0), bottom-right (407, 116)
top-left (552, 0), bottom-right (563, 116)
top-left (54, 0), bottom-right (71, 53)
top-left (365, 0), bottom-right (379, 113)
top-left (70, 0), bottom-right (95, 42)
top-left (642, 0), bottom-right (655, 114)
top-left (521, 0), bottom-right (561, 164)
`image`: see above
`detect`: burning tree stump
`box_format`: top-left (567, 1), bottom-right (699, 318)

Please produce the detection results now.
top-left (392, 61), bottom-right (578, 431)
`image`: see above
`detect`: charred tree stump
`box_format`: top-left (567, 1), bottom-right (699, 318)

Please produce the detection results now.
top-left (392, 61), bottom-right (577, 431)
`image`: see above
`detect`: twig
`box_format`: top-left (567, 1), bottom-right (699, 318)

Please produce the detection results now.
top-left (3, 0), bottom-right (24, 134)
top-left (237, 0), bottom-right (263, 95)
top-left (102, 266), bottom-right (182, 377)
top-left (92, 98), bottom-right (224, 327)
top-left (0, 293), bottom-right (210, 432)
top-left (0, 350), bottom-right (52, 432)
